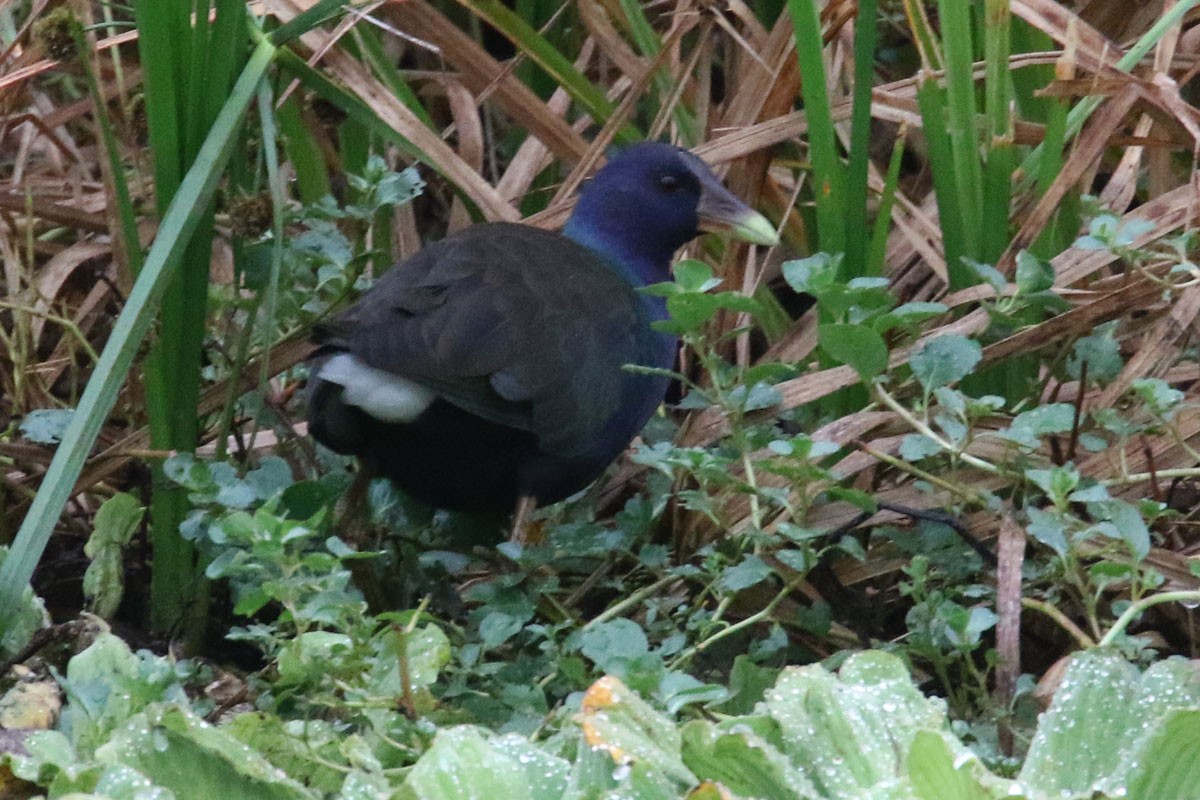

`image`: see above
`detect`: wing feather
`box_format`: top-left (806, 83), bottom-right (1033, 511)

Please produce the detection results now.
top-left (314, 223), bottom-right (647, 455)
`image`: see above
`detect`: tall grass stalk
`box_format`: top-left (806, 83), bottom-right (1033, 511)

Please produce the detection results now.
top-left (844, 0), bottom-right (880, 277)
top-left (0, 39), bottom-right (276, 634)
top-left (936, 0), bottom-right (983, 268)
top-left (135, 0), bottom-right (247, 640)
top-left (787, 0), bottom-right (844, 257)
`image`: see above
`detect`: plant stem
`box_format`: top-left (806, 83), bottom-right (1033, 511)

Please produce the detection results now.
top-left (670, 579), bottom-right (802, 669)
top-left (1021, 597), bottom-right (1096, 648)
top-left (1098, 590), bottom-right (1200, 647)
top-left (581, 575), bottom-right (679, 631)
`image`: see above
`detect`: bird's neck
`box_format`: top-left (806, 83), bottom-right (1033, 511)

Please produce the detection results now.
top-left (563, 217), bottom-right (676, 289)
top-left (563, 217), bottom-right (676, 373)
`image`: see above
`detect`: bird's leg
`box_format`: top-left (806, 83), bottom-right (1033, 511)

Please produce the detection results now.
top-left (509, 494), bottom-right (539, 545)
top-left (336, 465), bottom-right (387, 610)
top-left (335, 465), bottom-right (376, 546)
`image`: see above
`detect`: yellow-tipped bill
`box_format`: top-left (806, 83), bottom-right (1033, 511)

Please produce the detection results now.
top-left (691, 163), bottom-right (779, 246)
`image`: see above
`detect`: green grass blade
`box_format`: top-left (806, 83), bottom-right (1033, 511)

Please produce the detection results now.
top-left (915, 75), bottom-right (966, 285)
top-left (613, 0), bottom-right (696, 143)
top-left (901, 0), bottom-right (942, 72)
top-left (981, 139), bottom-right (1016, 267)
top-left (1031, 101), bottom-right (1072, 257)
top-left (71, 21), bottom-right (141, 279)
top-left (980, 0), bottom-right (1013, 263)
top-left (1019, 0), bottom-right (1200, 183)
top-left (142, 0), bottom-right (249, 638)
top-left (0, 37), bottom-right (276, 637)
top-left (788, 0), bottom-right (845, 257)
top-left (1010, 17), bottom-right (1054, 123)
top-left (197, 0), bottom-right (246, 146)
top-left (867, 131), bottom-right (906, 276)
top-left (255, 78), bottom-right (287, 400)
top-left (269, 0), bottom-right (348, 46)
top-left (274, 48), bottom-right (514, 221)
top-left (465, 0), bottom-right (639, 143)
top-left (844, 0), bottom-right (879, 277)
top-left (274, 48), bottom-right (421, 157)
top-left (354, 25), bottom-right (436, 130)
top-left (982, 0), bottom-right (1011, 145)
top-left (936, 0), bottom-right (982, 260)
top-left (275, 94), bottom-right (332, 203)
top-left (133, 0), bottom-right (186, 202)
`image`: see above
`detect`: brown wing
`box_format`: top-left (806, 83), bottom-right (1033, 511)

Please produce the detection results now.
top-left (314, 223), bottom-right (646, 456)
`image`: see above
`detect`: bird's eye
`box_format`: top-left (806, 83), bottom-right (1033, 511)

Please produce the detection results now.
top-left (658, 174), bottom-right (680, 192)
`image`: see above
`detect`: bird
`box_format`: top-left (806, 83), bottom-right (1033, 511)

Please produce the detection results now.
top-left (306, 143), bottom-right (777, 526)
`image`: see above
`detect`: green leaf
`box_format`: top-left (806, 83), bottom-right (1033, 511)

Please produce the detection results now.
top-left (1126, 710), bottom-right (1200, 800)
top-left (1012, 403), bottom-right (1075, 435)
top-left (57, 632), bottom-right (143, 754)
top-left (910, 336), bottom-right (982, 392)
top-left (1026, 465), bottom-right (1080, 506)
top-left (244, 457), bottom-right (294, 502)
top-left (900, 434), bottom-right (942, 462)
top-left (728, 381), bottom-right (783, 412)
top-left (0, 547), bottom-right (48, 660)
top-left (1014, 250), bottom-right (1055, 294)
top-left (1087, 499), bottom-right (1151, 561)
top-left (279, 480), bottom-right (338, 520)
top-left (713, 656), bottom-right (781, 716)
top-left (7, 729), bottom-right (86, 788)
top-left (1001, 403), bottom-right (1075, 447)
top-left (1017, 650), bottom-right (1143, 796)
top-left (874, 302), bottom-right (949, 334)
top-left (575, 620), bottom-right (649, 670)
top-left (673, 259), bottom-right (722, 293)
top-left (1068, 324), bottom-right (1123, 384)
top-left (963, 260), bottom-right (1007, 294)
top-left (764, 651), bottom-right (950, 796)
top-left (818, 323), bottom-right (888, 383)
top-left (95, 763), bottom-right (171, 798)
top-left (339, 771), bottom-right (392, 800)
top-left (1068, 484), bottom-right (1111, 503)
top-left (368, 163), bottom-right (424, 208)
top-left (720, 555), bottom-right (773, 592)
top-left (1132, 378), bottom-right (1184, 416)
top-left (95, 705), bottom-right (311, 800)
top-left (1025, 507), bottom-right (1069, 559)
top-left (665, 293), bottom-right (722, 332)
top-left (276, 631), bottom-right (352, 687)
top-left (18, 408), bottom-right (75, 445)
top-left (224, 714), bottom-right (345, 795)
top-left (659, 673), bottom-right (728, 714)
top-left (479, 611), bottom-right (528, 650)
top-left (576, 676), bottom-right (695, 789)
top-left (681, 720), bottom-right (814, 800)
top-left (83, 493), bottom-right (145, 619)
top-left (782, 253), bottom-right (841, 296)
top-left (909, 729), bottom-right (997, 800)
top-left (775, 548), bottom-right (815, 573)
top-left (370, 623), bottom-right (451, 692)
